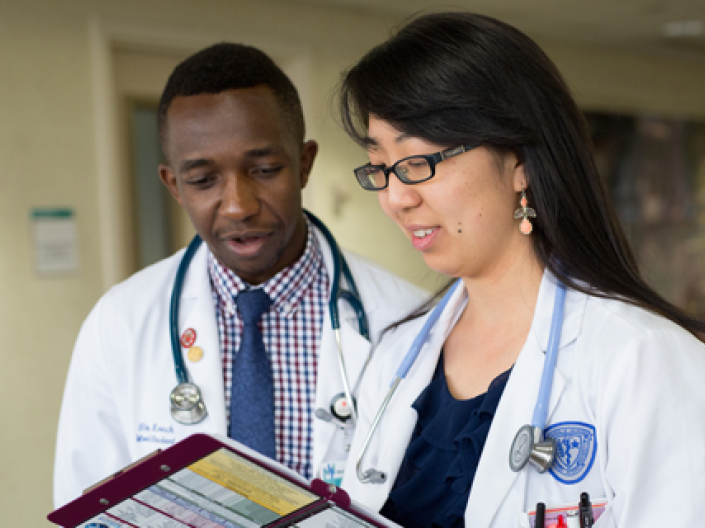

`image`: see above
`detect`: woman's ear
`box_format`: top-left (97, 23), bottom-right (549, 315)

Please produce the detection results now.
top-left (511, 155), bottom-right (527, 193)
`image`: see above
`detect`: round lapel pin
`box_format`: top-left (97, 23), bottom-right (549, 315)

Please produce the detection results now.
top-left (180, 328), bottom-right (197, 348)
top-left (187, 346), bottom-right (204, 363)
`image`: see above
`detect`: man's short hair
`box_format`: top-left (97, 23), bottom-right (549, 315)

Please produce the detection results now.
top-left (158, 42), bottom-right (305, 152)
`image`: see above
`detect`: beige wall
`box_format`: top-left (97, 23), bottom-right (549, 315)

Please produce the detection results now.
top-left (1, 0), bottom-right (704, 525)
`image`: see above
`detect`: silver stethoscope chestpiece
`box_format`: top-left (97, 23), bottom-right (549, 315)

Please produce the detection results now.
top-left (170, 382), bottom-right (207, 425)
top-left (510, 424), bottom-right (535, 471)
top-left (510, 424), bottom-right (556, 473)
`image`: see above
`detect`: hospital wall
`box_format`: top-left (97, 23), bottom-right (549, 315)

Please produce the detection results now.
top-left (1, 0), bottom-right (704, 525)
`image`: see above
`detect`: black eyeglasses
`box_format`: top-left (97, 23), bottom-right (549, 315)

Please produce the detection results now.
top-left (353, 143), bottom-right (480, 191)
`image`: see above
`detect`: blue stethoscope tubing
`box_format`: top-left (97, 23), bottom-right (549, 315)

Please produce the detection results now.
top-left (533, 281), bottom-right (567, 429)
top-left (170, 234), bottom-right (203, 387)
top-left (169, 210), bottom-right (369, 425)
top-left (356, 278), bottom-right (568, 484)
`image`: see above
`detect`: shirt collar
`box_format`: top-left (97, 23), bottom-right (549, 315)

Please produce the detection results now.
top-left (208, 218), bottom-right (324, 318)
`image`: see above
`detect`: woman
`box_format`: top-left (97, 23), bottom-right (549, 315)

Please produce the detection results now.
top-left (337, 12), bottom-right (705, 528)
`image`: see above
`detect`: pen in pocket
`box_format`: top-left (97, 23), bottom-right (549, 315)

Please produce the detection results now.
top-left (579, 492), bottom-right (594, 528)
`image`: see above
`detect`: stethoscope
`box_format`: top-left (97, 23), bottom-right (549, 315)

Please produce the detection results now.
top-left (169, 210), bottom-right (370, 427)
top-left (355, 278), bottom-right (568, 484)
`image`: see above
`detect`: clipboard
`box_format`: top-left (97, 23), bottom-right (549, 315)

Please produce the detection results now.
top-left (49, 433), bottom-right (398, 528)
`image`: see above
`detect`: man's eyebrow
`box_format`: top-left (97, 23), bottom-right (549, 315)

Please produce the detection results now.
top-left (244, 145), bottom-right (286, 157)
top-left (179, 158), bottom-right (211, 173)
top-left (177, 145), bottom-right (287, 173)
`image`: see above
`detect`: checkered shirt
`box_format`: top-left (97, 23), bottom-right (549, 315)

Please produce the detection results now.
top-left (208, 221), bottom-right (329, 479)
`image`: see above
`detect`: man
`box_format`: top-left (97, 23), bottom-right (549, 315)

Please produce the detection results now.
top-left (53, 43), bottom-right (425, 507)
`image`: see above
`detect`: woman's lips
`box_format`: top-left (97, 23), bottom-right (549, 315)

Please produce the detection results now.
top-left (410, 227), bottom-right (440, 251)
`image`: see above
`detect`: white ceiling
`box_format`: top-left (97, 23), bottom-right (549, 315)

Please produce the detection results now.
top-left (290, 0), bottom-right (705, 59)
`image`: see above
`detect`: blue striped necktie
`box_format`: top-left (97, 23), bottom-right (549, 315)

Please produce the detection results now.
top-left (229, 288), bottom-right (275, 458)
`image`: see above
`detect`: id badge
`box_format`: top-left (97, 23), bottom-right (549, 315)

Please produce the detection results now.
top-left (319, 460), bottom-right (346, 486)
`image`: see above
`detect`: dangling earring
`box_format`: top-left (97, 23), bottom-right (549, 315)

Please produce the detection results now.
top-left (514, 188), bottom-right (536, 235)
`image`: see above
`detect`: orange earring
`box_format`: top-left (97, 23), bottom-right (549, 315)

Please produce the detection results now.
top-left (514, 188), bottom-right (536, 235)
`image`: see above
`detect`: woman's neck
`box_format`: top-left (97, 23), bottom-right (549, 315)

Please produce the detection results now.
top-left (460, 245), bottom-right (544, 327)
top-left (443, 247), bottom-right (544, 400)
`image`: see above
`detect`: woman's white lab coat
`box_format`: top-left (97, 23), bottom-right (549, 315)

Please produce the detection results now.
top-left (342, 272), bottom-right (705, 527)
top-left (54, 227), bottom-right (426, 507)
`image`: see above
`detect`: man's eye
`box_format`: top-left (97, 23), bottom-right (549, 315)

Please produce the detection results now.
top-left (186, 172), bottom-right (216, 186)
top-left (253, 165), bottom-right (283, 177)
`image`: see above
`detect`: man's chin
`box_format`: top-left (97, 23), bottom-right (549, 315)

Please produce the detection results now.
top-left (217, 250), bottom-right (285, 286)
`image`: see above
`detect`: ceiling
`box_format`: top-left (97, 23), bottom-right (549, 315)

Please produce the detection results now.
top-left (290, 0), bottom-right (705, 60)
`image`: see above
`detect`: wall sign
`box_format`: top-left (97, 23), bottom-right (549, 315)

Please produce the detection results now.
top-left (32, 208), bottom-right (79, 275)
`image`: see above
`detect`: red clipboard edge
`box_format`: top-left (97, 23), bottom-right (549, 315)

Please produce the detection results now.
top-left (49, 434), bottom-right (370, 527)
top-left (50, 433), bottom-right (224, 526)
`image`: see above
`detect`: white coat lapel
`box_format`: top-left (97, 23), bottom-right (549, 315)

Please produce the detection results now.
top-left (465, 273), bottom-right (583, 526)
top-left (176, 243), bottom-right (227, 434)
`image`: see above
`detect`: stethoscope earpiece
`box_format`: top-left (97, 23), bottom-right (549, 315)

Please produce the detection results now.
top-left (315, 408), bottom-right (346, 428)
top-left (360, 468), bottom-right (387, 484)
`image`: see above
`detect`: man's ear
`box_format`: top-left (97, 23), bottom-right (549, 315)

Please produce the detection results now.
top-left (299, 140), bottom-right (319, 189)
top-left (159, 165), bottom-right (183, 205)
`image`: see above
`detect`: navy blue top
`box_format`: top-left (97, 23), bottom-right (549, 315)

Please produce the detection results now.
top-left (380, 359), bottom-right (512, 528)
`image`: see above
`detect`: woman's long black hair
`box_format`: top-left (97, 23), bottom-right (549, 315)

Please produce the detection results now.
top-left (339, 12), bottom-right (705, 338)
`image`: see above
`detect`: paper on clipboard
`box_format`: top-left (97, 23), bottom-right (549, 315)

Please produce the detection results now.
top-left (50, 434), bottom-right (397, 528)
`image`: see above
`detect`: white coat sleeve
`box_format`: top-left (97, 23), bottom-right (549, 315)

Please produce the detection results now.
top-left (595, 324), bottom-right (705, 526)
top-left (53, 296), bottom-right (131, 507)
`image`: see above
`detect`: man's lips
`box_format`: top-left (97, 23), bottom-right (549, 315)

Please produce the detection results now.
top-left (222, 232), bottom-right (272, 257)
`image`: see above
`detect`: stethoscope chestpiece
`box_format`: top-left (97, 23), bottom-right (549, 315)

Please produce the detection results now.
top-left (170, 382), bottom-right (208, 425)
top-left (329, 392), bottom-right (354, 422)
top-left (509, 424), bottom-right (556, 473)
top-left (314, 392), bottom-right (355, 429)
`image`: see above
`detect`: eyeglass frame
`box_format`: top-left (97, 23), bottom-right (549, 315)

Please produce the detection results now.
top-left (353, 143), bottom-right (481, 191)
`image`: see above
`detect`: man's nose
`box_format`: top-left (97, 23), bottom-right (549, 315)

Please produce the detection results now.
top-left (219, 173), bottom-right (260, 220)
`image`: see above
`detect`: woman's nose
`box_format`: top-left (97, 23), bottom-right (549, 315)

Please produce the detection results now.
top-left (383, 171), bottom-right (422, 213)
